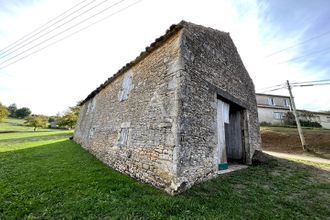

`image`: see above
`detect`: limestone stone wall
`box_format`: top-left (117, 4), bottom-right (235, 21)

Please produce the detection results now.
top-left (173, 22), bottom-right (261, 189)
top-left (74, 30), bottom-right (183, 193)
top-left (74, 21), bottom-right (261, 194)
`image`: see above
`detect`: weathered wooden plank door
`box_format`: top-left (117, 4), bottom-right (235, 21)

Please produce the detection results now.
top-left (217, 99), bottom-right (230, 170)
top-left (225, 110), bottom-right (243, 161)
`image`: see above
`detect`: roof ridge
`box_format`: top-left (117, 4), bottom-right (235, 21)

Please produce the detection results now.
top-left (80, 20), bottom-right (230, 106)
top-left (80, 21), bottom-right (185, 105)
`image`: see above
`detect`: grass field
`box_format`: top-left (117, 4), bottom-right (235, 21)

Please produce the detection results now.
top-left (0, 121), bottom-right (329, 218)
top-left (0, 118), bottom-right (53, 132)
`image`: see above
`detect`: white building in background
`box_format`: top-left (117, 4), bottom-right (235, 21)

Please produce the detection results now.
top-left (256, 93), bottom-right (330, 129)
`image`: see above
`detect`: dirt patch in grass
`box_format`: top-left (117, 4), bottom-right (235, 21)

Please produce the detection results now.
top-left (261, 127), bottom-right (330, 159)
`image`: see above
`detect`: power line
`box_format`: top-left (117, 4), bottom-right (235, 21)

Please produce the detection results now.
top-left (292, 82), bottom-right (330, 87)
top-left (0, 0), bottom-right (91, 55)
top-left (0, 0), bottom-right (128, 67)
top-left (291, 79), bottom-right (330, 85)
top-left (276, 46), bottom-right (330, 65)
top-left (0, 0), bottom-right (143, 70)
top-left (258, 83), bottom-right (285, 92)
top-left (265, 29), bottom-right (330, 58)
top-left (0, 0), bottom-right (113, 60)
top-left (258, 80), bottom-right (330, 93)
top-left (258, 86), bottom-right (286, 93)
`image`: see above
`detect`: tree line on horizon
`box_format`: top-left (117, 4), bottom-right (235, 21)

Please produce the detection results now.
top-left (0, 102), bottom-right (80, 131)
top-left (0, 103), bottom-right (32, 122)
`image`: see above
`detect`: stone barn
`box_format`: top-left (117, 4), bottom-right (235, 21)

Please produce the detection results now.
top-left (74, 21), bottom-right (261, 194)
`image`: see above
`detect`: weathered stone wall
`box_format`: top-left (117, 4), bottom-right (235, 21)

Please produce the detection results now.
top-left (74, 30), bottom-right (184, 193)
top-left (173, 22), bottom-right (261, 189)
top-left (74, 21), bottom-right (261, 194)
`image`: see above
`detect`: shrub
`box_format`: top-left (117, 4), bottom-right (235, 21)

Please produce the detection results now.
top-left (283, 112), bottom-right (296, 126)
top-left (24, 115), bottom-right (48, 131)
top-left (16, 107), bottom-right (32, 118)
top-left (260, 121), bottom-right (272, 126)
top-left (300, 120), bottom-right (322, 128)
top-left (0, 104), bottom-right (9, 122)
top-left (283, 112), bottom-right (322, 128)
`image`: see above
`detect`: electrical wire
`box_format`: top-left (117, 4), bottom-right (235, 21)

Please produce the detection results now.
top-left (291, 79), bottom-right (330, 85)
top-left (292, 82), bottom-right (330, 87)
top-left (0, 0), bottom-right (128, 67)
top-left (258, 83), bottom-right (285, 92)
top-left (276, 46), bottom-right (330, 65)
top-left (265, 29), bottom-right (330, 58)
top-left (0, 0), bottom-right (143, 70)
top-left (258, 86), bottom-right (286, 93)
top-left (0, 0), bottom-right (91, 55)
top-left (0, 0), bottom-right (115, 60)
top-left (258, 80), bottom-right (330, 93)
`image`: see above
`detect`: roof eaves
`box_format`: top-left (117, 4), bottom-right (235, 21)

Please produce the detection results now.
top-left (255, 93), bottom-right (290, 98)
top-left (80, 21), bottom-right (186, 106)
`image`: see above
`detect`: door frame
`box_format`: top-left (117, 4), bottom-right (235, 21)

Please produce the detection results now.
top-left (216, 94), bottom-right (247, 169)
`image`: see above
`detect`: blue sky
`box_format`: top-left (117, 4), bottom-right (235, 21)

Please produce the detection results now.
top-left (257, 0), bottom-right (330, 72)
top-left (0, 0), bottom-right (329, 115)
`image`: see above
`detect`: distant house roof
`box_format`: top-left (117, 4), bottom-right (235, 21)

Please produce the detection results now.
top-left (80, 21), bottom-right (190, 106)
top-left (255, 93), bottom-right (290, 99)
top-left (300, 110), bottom-right (330, 116)
top-left (258, 103), bottom-right (330, 116)
top-left (257, 105), bottom-right (290, 110)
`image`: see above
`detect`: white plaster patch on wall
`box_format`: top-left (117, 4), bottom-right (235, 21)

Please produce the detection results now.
top-left (149, 88), bottom-right (169, 119)
top-left (115, 122), bottom-right (131, 147)
top-left (90, 97), bottom-right (97, 112)
top-left (86, 101), bottom-right (91, 115)
top-left (173, 31), bottom-right (182, 49)
top-left (167, 75), bottom-right (178, 91)
top-left (117, 128), bottom-right (129, 146)
top-left (172, 146), bottom-right (179, 175)
top-left (121, 122), bottom-right (131, 128)
top-left (167, 57), bottom-right (183, 76)
top-left (89, 126), bottom-right (96, 139)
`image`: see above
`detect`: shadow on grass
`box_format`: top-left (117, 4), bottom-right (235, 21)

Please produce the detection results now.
top-left (0, 140), bottom-right (329, 219)
top-left (0, 131), bottom-right (73, 143)
top-left (0, 130), bottom-right (57, 134)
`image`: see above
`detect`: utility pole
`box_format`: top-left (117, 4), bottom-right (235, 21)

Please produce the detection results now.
top-left (286, 80), bottom-right (306, 150)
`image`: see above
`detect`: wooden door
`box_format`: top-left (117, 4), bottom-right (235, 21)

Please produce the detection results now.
top-left (217, 99), bottom-right (230, 170)
top-left (225, 110), bottom-right (243, 161)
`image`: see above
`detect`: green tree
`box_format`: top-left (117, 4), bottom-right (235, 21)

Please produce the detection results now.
top-left (57, 105), bottom-right (80, 129)
top-left (283, 111), bottom-right (296, 126)
top-left (16, 107), bottom-right (32, 118)
top-left (8, 103), bottom-right (17, 117)
top-left (24, 115), bottom-right (48, 131)
top-left (48, 117), bottom-right (56, 123)
top-left (0, 103), bottom-right (9, 122)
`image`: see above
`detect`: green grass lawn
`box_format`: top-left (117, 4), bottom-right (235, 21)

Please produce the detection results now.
top-left (0, 130), bottom-right (329, 218)
top-left (289, 158), bottom-right (330, 170)
top-left (0, 118), bottom-right (53, 132)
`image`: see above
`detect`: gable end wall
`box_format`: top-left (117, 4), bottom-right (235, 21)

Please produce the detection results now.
top-left (173, 23), bottom-right (261, 190)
